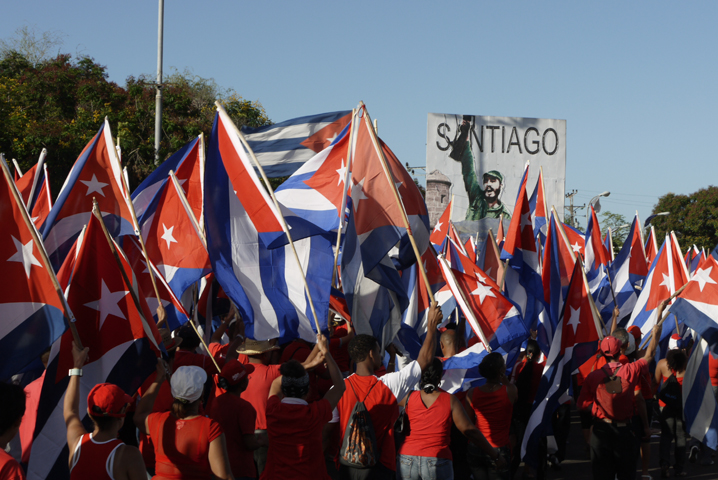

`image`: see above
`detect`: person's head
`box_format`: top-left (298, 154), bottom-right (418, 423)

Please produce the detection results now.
top-left (420, 358), bottom-right (444, 394)
top-left (159, 328), bottom-right (183, 362)
top-left (482, 171), bottom-right (504, 203)
top-left (87, 383), bottom-right (132, 432)
top-left (0, 382), bottom-right (26, 442)
top-left (478, 352), bottom-right (506, 382)
top-left (600, 336), bottom-right (622, 362)
top-left (237, 339), bottom-right (280, 365)
top-left (440, 330), bottom-right (457, 358)
top-left (170, 366), bottom-right (207, 419)
top-left (177, 325), bottom-right (201, 352)
top-left (525, 339), bottom-right (541, 363)
top-left (218, 360), bottom-right (252, 395)
top-left (666, 349), bottom-right (688, 373)
top-left (348, 334), bottom-right (381, 369)
top-left (280, 360), bottom-right (311, 399)
top-left (613, 328), bottom-right (630, 353)
top-left (628, 326), bottom-right (642, 346)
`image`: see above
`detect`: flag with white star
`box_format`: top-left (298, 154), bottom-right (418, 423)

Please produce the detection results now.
top-left (41, 119), bottom-right (135, 270)
top-left (0, 157), bottom-right (68, 381)
top-left (627, 231), bottom-right (690, 343)
top-left (429, 199), bottom-right (452, 251)
top-left (671, 255), bottom-right (718, 356)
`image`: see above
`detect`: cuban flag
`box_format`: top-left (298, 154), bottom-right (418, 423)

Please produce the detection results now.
top-left (430, 199), bottom-right (452, 252)
top-left (132, 135), bottom-right (203, 222)
top-left (671, 255), bottom-right (718, 355)
top-left (563, 223), bottom-right (585, 258)
top-left (627, 232), bottom-right (690, 341)
top-left (14, 149), bottom-right (47, 209)
top-left (28, 209), bottom-right (162, 480)
top-left (464, 235), bottom-right (477, 264)
top-left (0, 157), bottom-right (70, 381)
top-left (684, 245), bottom-right (705, 276)
top-left (603, 228), bottom-right (615, 262)
top-left (440, 342), bottom-right (521, 394)
top-left (477, 229), bottom-right (504, 284)
top-left (438, 252), bottom-right (527, 352)
top-left (521, 259), bottom-right (602, 468)
top-left (138, 172), bottom-right (211, 300)
top-left (645, 225), bottom-right (659, 266)
top-left (241, 110), bottom-right (352, 177)
top-left (30, 163), bottom-right (52, 229)
top-left (397, 262), bottom-right (430, 359)
top-left (205, 106), bottom-right (333, 342)
top-left (681, 334), bottom-right (718, 450)
top-left (528, 166), bottom-right (549, 245)
top-left (42, 119), bottom-right (135, 270)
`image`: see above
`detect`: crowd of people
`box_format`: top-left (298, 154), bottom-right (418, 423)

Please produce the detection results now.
top-left (2, 299), bottom-right (718, 480)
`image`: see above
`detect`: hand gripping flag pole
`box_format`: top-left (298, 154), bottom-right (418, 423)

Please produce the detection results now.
top-left (0, 154), bottom-right (83, 349)
top-left (215, 102), bottom-right (323, 334)
top-left (359, 103), bottom-right (436, 305)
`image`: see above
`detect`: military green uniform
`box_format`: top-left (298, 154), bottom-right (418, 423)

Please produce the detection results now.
top-left (457, 144), bottom-right (512, 221)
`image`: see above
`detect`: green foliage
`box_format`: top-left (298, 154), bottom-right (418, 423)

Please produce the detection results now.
top-left (599, 210), bottom-right (629, 254)
top-left (0, 45), bottom-right (271, 197)
top-left (651, 186), bottom-right (718, 252)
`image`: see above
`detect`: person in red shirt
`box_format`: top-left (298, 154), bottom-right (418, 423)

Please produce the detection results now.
top-left (262, 334), bottom-right (345, 480)
top-left (398, 357), bottom-right (504, 480)
top-left (210, 360), bottom-right (265, 480)
top-left (336, 303), bottom-right (443, 480)
top-left (63, 342), bottom-right (147, 480)
top-left (578, 310), bottom-right (662, 480)
top-left (0, 382), bottom-right (27, 480)
top-left (174, 324), bottom-right (220, 376)
top-left (466, 352), bottom-right (517, 480)
top-left (135, 363), bottom-right (233, 480)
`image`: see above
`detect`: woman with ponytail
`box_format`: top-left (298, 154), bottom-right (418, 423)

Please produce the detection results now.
top-left (397, 358), bottom-right (505, 480)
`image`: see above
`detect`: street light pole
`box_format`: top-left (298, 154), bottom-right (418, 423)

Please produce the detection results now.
top-left (586, 191), bottom-right (611, 226)
top-left (154, 0), bottom-right (164, 165)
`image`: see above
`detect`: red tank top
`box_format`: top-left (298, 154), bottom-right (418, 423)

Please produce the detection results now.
top-left (659, 371), bottom-right (684, 408)
top-left (471, 385), bottom-right (513, 448)
top-left (70, 434), bottom-right (124, 480)
top-left (710, 353), bottom-right (718, 387)
top-left (399, 391), bottom-right (453, 460)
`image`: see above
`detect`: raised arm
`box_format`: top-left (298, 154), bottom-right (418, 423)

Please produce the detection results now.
top-left (64, 342), bottom-right (89, 455)
top-left (134, 358), bottom-right (167, 435)
top-left (417, 303), bottom-right (443, 370)
top-left (609, 306), bottom-right (620, 335)
top-left (643, 302), bottom-right (666, 362)
top-left (318, 333), bottom-right (346, 410)
top-left (450, 394), bottom-right (506, 469)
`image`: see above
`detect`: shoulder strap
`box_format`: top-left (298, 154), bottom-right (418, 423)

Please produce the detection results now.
top-left (346, 375), bottom-right (380, 403)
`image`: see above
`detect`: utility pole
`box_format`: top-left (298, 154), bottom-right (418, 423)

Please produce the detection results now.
top-left (154, 0), bottom-right (164, 165)
top-left (564, 190), bottom-right (584, 229)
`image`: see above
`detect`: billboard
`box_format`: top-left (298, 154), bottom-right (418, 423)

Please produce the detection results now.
top-left (426, 113), bottom-right (566, 249)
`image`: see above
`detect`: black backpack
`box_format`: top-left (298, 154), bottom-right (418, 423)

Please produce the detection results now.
top-left (339, 378), bottom-right (380, 469)
top-left (658, 374), bottom-right (683, 414)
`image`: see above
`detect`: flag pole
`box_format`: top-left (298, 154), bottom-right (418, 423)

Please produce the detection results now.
top-left (360, 104), bottom-right (436, 304)
top-left (0, 154), bottom-right (83, 349)
top-left (215, 102), bottom-right (323, 334)
top-left (331, 109), bottom-right (357, 289)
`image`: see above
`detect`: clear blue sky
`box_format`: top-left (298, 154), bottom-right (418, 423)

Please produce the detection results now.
top-left (4, 2), bottom-right (717, 231)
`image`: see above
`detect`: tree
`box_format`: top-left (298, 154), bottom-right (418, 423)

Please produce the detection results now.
top-left (0, 25), bottom-right (65, 64)
top-left (599, 210), bottom-right (629, 254)
top-left (650, 186), bottom-right (718, 252)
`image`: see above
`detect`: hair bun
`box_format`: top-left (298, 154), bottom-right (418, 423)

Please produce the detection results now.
top-left (423, 384), bottom-right (436, 394)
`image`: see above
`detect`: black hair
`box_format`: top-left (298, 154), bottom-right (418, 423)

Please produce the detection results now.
top-left (171, 398), bottom-right (200, 419)
top-left (0, 382), bottom-right (26, 435)
top-left (420, 358), bottom-right (444, 394)
top-left (666, 349), bottom-right (688, 373)
top-left (177, 325), bottom-right (201, 351)
top-left (613, 328), bottom-right (629, 348)
top-left (525, 340), bottom-right (541, 363)
top-left (348, 334), bottom-right (379, 363)
top-left (88, 413), bottom-right (120, 432)
top-left (478, 352), bottom-right (505, 381)
top-left (280, 360), bottom-right (310, 398)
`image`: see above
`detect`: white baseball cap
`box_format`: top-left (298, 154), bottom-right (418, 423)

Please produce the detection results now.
top-left (170, 366), bottom-right (207, 403)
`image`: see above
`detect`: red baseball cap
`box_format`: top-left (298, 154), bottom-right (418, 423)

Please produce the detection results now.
top-left (627, 326), bottom-right (642, 342)
top-left (87, 383), bottom-right (133, 418)
top-left (600, 336), bottom-right (622, 357)
top-left (220, 360), bottom-right (254, 387)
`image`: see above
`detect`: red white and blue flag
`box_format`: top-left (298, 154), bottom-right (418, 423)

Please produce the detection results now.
top-left (477, 229), bottom-right (504, 284)
top-left (682, 334), bottom-right (718, 450)
top-left (42, 120), bottom-right (135, 270)
top-left (14, 149), bottom-right (46, 210)
top-left (645, 225), bottom-right (659, 266)
top-left (430, 200), bottom-right (452, 252)
top-left (528, 167), bottom-right (549, 245)
top-left (671, 255), bottom-right (718, 355)
top-left (30, 163), bottom-right (52, 230)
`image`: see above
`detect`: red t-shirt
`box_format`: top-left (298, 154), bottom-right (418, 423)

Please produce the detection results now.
top-left (398, 391), bottom-right (453, 460)
top-left (147, 412), bottom-right (223, 480)
top-left (241, 363), bottom-right (281, 430)
top-left (261, 396), bottom-right (333, 480)
top-left (330, 325), bottom-right (351, 373)
top-left (19, 372), bottom-right (44, 464)
top-left (137, 374), bottom-right (174, 469)
top-left (471, 385), bottom-right (513, 448)
top-left (577, 358), bottom-right (649, 420)
top-left (210, 393), bottom-right (257, 478)
top-left (0, 450), bottom-right (25, 480)
top-left (174, 349), bottom-right (219, 375)
top-left (710, 352), bottom-right (718, 387)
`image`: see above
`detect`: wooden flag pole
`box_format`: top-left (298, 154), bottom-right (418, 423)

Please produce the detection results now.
top-left (360, 104), bottom-right (436, 304)
top-left (215, 102), bottom-right (323, 334)
top-left (331, 109), bottom-right (357, 289)
top-left (0, 154), bottom-right (83, 349)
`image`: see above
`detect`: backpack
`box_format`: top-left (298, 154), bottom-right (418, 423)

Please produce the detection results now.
top-left (658, 374), bottom-right (683, 414)
top-left (594, 365), bottom-right (635, 422)
top-left (339, 378), bottom-right (380, 469)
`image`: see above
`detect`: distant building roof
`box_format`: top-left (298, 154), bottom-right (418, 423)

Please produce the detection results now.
top-left (427, 169), bottom-right (451, 185)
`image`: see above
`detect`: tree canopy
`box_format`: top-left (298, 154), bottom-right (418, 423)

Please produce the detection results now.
top-left (0, 47), bottom-right (271, 197)
top-left (650, 186), bottom-right (718, 252)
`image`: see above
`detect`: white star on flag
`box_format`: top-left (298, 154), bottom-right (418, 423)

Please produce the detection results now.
top-left (7, 236), bottom-right (42, 279)
top-left (471, 278), bottom-right (495, 304)
top-left (566, 305), bottom-right (581, 334)
top-left (80, 174), bottom-right (109, 197)
top-left (336, 159), bottom-right (346, 187)
top-left (659, 272), bottom-right (672, 291)
top-left (475, 271), bottom-right (487, 284)
top-left (161, 224), bottom-right (178, 250)
top-left (571, 242), bottom-right (582, 253)
top-left (395, 181), bottom-right (403, 190)
top-left (693, 266), bottom-right (717, 292)
top-left (433, 221), bottom-right (443, 233)
top-left (326, 133), bottom-right (338, 144)
top-left (520, 211), bottom-right (532, 230)
top-left (351, 178), bottom-right (368, 212)
top-left (84, 280), bottom-right (129, 329)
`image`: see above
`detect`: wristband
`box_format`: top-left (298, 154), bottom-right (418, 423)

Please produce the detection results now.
top-left (69, 368), bottom-right (83, 377)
